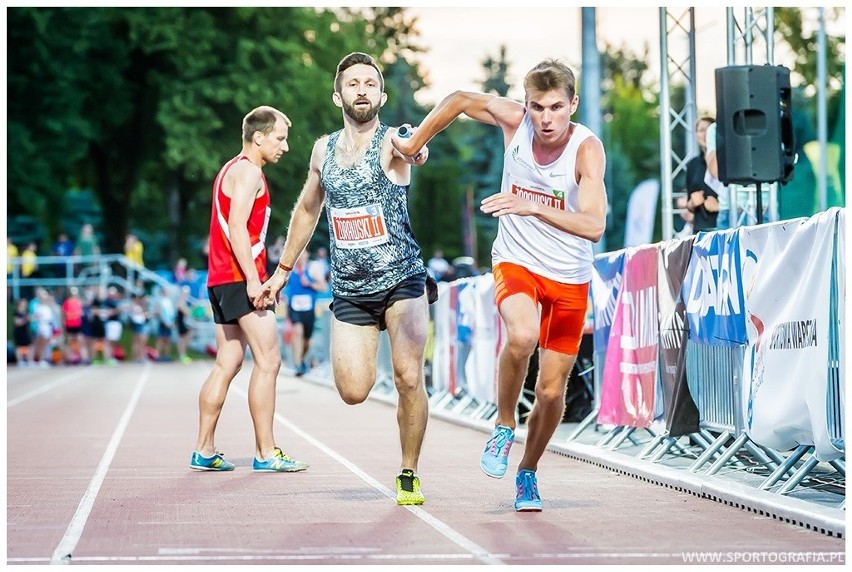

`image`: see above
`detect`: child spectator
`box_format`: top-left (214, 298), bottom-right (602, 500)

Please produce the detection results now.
top-left (129, 292), bottom-right (150, 363)
top-left (176, 285), bottom-right (193, 364)
top-left (13, 298), bottom-right (33, 367)
top-left (155, 286), bottom-right (176, 361)
top-left (103, 287), bottom-right (124, 365)
top-left (62, 287), bottom-right (87, 364)
top-left (31, 289), bottom-right (55, 367)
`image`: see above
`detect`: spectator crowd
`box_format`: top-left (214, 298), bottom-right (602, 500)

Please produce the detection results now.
top-left (10, 283), bottom-right (197, 368)
top-left (7, 226), bottom-right (203, 367)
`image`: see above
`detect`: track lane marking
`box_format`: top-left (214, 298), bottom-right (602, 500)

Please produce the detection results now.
top-left (49, 363), bottom-right (151, 564)
top-left (7, 368), bottom-right (91, 408)
top-left (231, 384), bottom-right (504, 565)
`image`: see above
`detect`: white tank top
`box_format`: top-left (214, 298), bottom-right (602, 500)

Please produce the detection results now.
top-left (491, 114), bottom-right (596, 284)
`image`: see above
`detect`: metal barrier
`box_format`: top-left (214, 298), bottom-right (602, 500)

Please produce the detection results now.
top-left (290, 212), bottom-right (846, 532)
top-left (7, 254), bottom-right (196, 302)
top-left (685, 344), bottom-right (744, 434)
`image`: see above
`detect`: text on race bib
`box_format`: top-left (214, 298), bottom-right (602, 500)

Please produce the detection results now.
top-left (330, 204), bottom-right (389, 250)
top-left (510, 177), bottom-right (566, 210)
top-left (289, 294), bottom-right (313, 312)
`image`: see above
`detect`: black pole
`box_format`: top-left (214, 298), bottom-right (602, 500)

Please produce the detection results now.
top-left (756, 181), bottom-right (763, 224)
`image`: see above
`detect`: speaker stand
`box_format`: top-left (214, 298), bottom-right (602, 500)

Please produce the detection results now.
top-left (755, 181), bottom-right (763, 224)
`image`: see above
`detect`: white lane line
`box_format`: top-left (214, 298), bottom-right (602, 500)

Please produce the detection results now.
top-left (16, 550), bottom-right (798, 563)
top-left (15, 553), bottom-right (481, 563)
top-left (7, 368), bottom-right (91, 408)
top-left (231, 385), bottom-right (504, 566)
top-left (49, 363), bottom-right (151, 565)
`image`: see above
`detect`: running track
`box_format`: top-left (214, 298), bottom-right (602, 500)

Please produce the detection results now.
top-left (6, 361), bottom-right (845, 565)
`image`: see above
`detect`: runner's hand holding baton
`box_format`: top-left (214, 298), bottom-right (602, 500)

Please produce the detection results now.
top-left (391, 124), bottom-right (428, 166)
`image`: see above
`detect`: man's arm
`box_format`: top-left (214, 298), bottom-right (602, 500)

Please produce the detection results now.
top-left (392, 91), bottom-right (525, 158)
top-left (259, 138), bottom-right (327, 303)
top-left (384, 127), bottom-right (429, 186)
top-left (480, 137), bottom-right (607, 243)
top-left (225, 161), bottom-right (265, 304)
top-left (705, 122), bottom-right (720, 179)
top-left (706, 149), bottom-right (719, 179)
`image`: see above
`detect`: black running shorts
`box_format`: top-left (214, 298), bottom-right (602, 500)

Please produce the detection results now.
top-left (288, 308), bottom-right (316, 340)
top-left (331, 272), bottom-right (428, 331)
top-left (208, 281), bottom-right (273, 325)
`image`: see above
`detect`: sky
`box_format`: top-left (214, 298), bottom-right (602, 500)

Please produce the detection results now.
top-left (403, 5), bottom-right (825, 112)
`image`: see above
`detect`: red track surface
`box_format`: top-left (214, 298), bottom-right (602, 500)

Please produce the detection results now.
top-left (6, 361), bottom-right (845, 565)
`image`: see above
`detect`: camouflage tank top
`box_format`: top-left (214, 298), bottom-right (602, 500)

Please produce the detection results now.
top-left (321, 124), bottom-right (425, 297)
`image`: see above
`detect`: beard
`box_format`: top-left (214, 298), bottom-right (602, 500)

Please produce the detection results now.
top-left (342, 98), bottom-right (380, 123)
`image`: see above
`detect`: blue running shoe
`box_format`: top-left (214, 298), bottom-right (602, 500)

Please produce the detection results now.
top-left (190, 451), bottom-right (235, 471)
top-left (480, 425), bottom-right (514, 478)
top-left (253, 447), bottom-right (309, 472)
top-left (514, 469), bottom-right (543, 512)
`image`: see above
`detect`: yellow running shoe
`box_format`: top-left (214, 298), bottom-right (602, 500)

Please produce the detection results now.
top-left (396, 469), bottom-right (425, 505)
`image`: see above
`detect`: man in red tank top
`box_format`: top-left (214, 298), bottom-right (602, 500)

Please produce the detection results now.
top-left (191, 105), bottom-right (308, 473)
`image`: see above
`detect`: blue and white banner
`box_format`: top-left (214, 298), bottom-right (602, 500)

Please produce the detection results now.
top-left (682, 229), bottom-right (747, 346)
top-left (591, 250), bottom-right (626, 352)
top-left (742, 209), bottom-right (842, 461)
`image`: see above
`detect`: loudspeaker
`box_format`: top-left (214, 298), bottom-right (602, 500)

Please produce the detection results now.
top-left (714, 65), bottom-right (795, 185)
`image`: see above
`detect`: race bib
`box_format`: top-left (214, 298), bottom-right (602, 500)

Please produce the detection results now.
top-left (330, 204), bottom-right (389, 249)
top-left (290, 294), bottom-right (313, 312)
top-left (509, 175), bottom-right (566, 210)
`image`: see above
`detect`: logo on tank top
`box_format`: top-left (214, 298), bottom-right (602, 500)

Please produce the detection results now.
top-left (510, 177), bottom-right (566, 210)
top-left (510, 145), bottom-right (536, 171)
top-left (330, 204), bottom-right (389, 249)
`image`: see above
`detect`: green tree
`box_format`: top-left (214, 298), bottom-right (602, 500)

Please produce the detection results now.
top-left (7, 7), bottom-right (389, 267)
top-left (7, 8), bottom-right (126, 248)
top-left (598, 42), bottom-right (661, 249)
top-left (775, 7), bottom-right (845, 126)
top-left (463, 45), bottom-right (512, 266)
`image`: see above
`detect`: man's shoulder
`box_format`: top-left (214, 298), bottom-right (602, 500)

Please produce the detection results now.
top-left (227, 157), bottom-right (261, 175)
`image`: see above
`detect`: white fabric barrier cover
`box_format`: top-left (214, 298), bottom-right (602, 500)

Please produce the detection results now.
top-left (837, 209), bottom-right (846, 443)
top-left (742, 208), bottom-right (843, 461)
top-left (430, 281), bottom-right (454, 395)
top-left (430, 274), bottom-right (503, 404)
top-left (461, 274), bottom-right (501, 405)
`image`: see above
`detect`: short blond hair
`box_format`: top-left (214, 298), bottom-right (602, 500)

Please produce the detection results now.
top-left (242, 106), bottom-right (291, 143)
top-left (523, 59), bottom-right (576, 100)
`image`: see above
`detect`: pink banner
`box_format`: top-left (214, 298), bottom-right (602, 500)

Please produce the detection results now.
top-left (598, 245), bottom-right (659, 427)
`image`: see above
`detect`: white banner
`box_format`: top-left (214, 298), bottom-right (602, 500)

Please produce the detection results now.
top-left (742, 209), bottom-right (842, 461)
top-left (430, 281), bottom-right (453, 394)
top-left (624, 179), bottom-right (659, 247)
top-left (836, 209), bottom-right (846, 446)
top-left (461, 274), bottom-right (501, 405)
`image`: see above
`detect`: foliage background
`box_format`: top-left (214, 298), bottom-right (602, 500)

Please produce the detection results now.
top-left (7, 7), bottom-right (846, 270)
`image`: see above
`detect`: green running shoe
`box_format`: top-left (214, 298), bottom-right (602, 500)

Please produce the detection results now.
top-left (396, 469), bottom-right (425, 505)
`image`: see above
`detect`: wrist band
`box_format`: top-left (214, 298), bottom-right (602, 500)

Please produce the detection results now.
top-left (278, 261), bottom-right (293, 271)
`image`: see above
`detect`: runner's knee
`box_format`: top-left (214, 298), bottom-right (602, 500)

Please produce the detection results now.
top-left (252, 351), bottom-right (282, 375)
top-left (215, 354), bottom-right (243, 378)
top-left (535, 382), bottom-right (566, 407)
top-left (337, 384), bottom-right (370, 405)
top-left (393, 368), bottom-right (422, 395)
top-left (506, 328), bottom-right (538, 358)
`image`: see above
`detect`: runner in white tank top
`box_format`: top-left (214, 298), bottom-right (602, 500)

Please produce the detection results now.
top-left (392, 59), bottom-right (607, 514)
top-left (492, 113), bottom-right (595, 284)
